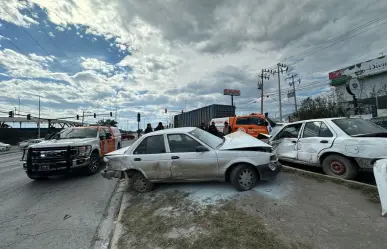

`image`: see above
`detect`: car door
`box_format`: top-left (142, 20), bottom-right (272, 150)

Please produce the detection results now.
top-left (103, 127), bottom-right (116, 152)
top-left (249, 116), bottom-right (269, 136)
top-left (130, 135), bottom-right (172, 180)
top-left (99, 128), bottom-right (109, 156)
top-left (234, 117), bottom-right (250, 133)
top-left (167, 133), bottom-right (218, 180)
top-left (297, 121), bottom-right (336, 165)
top-left (270, 123), bottom-right (303, 161)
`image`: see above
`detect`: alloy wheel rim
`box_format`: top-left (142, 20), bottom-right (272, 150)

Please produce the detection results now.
top-left (330, 160), bottom-right (346, 175)
top-left (133, 177), bottom-right (147, 192)
top-left (89, 157), bottom-right (99, 172)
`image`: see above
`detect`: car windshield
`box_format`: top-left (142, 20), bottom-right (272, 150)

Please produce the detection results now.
top-left (56, 128), bottom-right (98, 139)
top-left (189, 128), bottom-right (223, 149)
top-left (332, 118), bottom-right (387, 136)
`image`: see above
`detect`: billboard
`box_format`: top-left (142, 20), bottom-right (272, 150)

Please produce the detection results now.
top-left (329, 56), bottom-right (387, 85)
top-left (223, 89), bottom-right (241, 96)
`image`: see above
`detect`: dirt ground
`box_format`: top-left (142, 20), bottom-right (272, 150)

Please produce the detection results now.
top-left (116, 172), bottom-right (386, 249)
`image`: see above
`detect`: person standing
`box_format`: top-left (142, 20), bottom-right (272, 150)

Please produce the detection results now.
top-left (199, 122), bottom-right (207, 131)
top-left (144, 123), bottom-right (153, 134)
top-left (208, 121), bottom-right (218, 136)
top-left (223, 121), bottom-right (232, 136)
top-left (154, 122), bottom-right (165, 131)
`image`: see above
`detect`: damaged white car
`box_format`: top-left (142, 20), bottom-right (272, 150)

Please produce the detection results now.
top-left (269, 117), bottom-right (387, 180)
top-left (101, 127), bottom-right (281, 192)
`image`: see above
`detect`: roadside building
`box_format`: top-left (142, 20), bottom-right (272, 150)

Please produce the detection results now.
top-left (329, 55), bottom-right (387, 116)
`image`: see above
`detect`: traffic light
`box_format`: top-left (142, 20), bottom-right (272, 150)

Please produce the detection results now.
top-left (27, 114), bottom-right (31, 120)
top-left (165, 108), bottom-right (167, 113)
top-left (110, 112), bottom-right (113, 117)
top-left (137, 112), bottom-right (141, 122)
top-left (8, 111), bottom-right (13, 117)
top-left (76, 115), bottom-right (79, 120)
top-left (93, 113), bottom-right (96, 118)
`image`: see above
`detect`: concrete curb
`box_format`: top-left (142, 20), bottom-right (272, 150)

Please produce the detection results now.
top-left (282, 165), bottom-right (380, 203)
top-left (109, 180), bottom-right (130, 249)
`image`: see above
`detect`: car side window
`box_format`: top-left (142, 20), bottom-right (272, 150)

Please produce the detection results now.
top-left (249, 117), bottom-right (265, 126)
top-left (133, 135), bottom-right (166, 154)
top-left (303, 122), bottom-right (321, 138)
top-left (319, 123), bottom-right (334, 137)
top-left (103, 128), bottom-right (111, 137)
top-left (236, 117), bottom-right (249, 125)
top-left (274, 123), bottom-right (302, 140)
top-left (168, 134), bottom-right (202, 153)
top-left (99, 129), bottom-right (106, 139)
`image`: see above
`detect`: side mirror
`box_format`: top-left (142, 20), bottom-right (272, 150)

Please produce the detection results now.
top-left (196, 145), bottom-right (208, 152)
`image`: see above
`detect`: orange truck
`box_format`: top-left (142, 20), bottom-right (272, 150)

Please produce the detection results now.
top-left (210, 113), bottom-right (270, 138)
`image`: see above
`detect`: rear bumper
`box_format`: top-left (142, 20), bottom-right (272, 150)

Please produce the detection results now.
top-left (256, 161), bottom-right (282, 181)
top-left (23, 157), bottom-right (90, 176)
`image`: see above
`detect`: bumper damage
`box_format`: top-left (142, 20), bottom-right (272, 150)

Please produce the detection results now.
top-left (256, 160), bottom-right (282, 181)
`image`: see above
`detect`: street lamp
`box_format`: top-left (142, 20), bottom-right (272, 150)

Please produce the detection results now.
top-left (31, 94), bottom-right (42, 138)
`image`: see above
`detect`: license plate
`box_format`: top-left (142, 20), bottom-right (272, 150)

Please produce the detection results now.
top-left (40, 165), bottom-right (51, 171)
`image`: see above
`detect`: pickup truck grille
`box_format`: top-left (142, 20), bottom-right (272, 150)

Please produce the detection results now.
top-left (27, 147), bottom-right (77, 163)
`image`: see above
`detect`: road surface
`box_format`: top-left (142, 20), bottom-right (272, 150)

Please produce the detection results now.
top-left (0, 140), bottom-right (134, 249)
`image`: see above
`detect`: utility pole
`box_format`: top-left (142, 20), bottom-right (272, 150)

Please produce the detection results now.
top-left (38, 96), bottom-right (41, 138)
top-left (81, 111), bottom-right (85, 126)
top-left (114, 106), bottom-right (118, 120)
top-left (18, 97), bottom-right (20, 115)
top-left (258, 69), bottom-right (271, 114)
top-left (286, 74), bottom-right (301, 118)
top-left (272, 63), bottom-right (288, 121)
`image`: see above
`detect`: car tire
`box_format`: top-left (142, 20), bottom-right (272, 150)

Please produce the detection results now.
top-left (84, 152), bottom-right (101, 175)
top-left (322, 154), bottom-right (358, 180)
top-left (230, 164), bottom-right (258, 191)
top-left (131, 172), bottom-right (154, 193)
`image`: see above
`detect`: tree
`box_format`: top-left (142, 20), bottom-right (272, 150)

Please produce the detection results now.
top-left (0, 123), bottom-right (10, 128)
top-left (97, 119), bottom-right (118, 127)
top-left (293, 95), bottom-right (346, 120)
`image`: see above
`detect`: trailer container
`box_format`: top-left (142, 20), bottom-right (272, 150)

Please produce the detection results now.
top-left (174, 104), bottom-right (235, 128)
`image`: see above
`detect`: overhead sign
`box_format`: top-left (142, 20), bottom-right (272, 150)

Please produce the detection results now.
top-left (346, 78), bottom-right (361, 96)
top-left (329, 56), bottom-right (387, 83)
top-left (223, 89), bottom-right (241, 96)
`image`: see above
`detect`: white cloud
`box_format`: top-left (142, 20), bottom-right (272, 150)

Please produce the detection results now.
top-left (80, 57), bottom-right (115, 74)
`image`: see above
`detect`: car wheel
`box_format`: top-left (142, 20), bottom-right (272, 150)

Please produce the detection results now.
top-left (131, 172), bottom-right (154, 193)
top-left (84, 152), bottom-right (101, 175)
top-left (322, 154), bottom-right (358, 180)
top-left (230, 164), bottom-right (258, 191)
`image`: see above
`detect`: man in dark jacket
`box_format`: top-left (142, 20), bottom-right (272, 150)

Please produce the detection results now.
top-left (208, 122), bottom-right (218, 136)
top-left (144, 123), bottom-right (153, 134)
top-left (154, 122), bottom-right (164, 131)
top-left (199, 122), bottom-right (207, 131)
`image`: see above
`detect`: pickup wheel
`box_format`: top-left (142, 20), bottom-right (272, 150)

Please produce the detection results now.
top-left (131, 172), bottom-right (154, 193)
top-left (84, 152), bottom-right (101, 175)
top-left (322, 154), bottom-right (358, 180)
top-left (230, 164), bottom-right (258, 191)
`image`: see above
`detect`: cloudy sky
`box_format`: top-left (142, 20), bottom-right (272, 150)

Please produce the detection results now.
top-left (1, 0), bottom-right (387, 129)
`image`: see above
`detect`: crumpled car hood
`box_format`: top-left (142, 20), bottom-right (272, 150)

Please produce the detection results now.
top-left (105, 146), bottom-right (131, 156)
top-left (218, 131), bottom-right (272, 150)
top-left (29, 138), bottom-right (96, 148)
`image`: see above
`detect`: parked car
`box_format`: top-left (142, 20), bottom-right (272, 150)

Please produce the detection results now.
top-left (21, 126), bottom-right (121, 180)
top-left (101, 128), bottom-right (281, 192)
top-left (18, 139), bottom-right (44, 149)
top-left (0, 142), bottom-right (11, 151)
top-left (269, 117), bottom-right (387, 180)
top-left (121, 133), bottom-right (135, 140)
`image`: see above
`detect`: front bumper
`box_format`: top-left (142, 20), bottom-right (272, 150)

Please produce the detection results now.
top-left (256, 161), bottom-right (282, 181)
top-left (23, 157), bottom-right (91, 176)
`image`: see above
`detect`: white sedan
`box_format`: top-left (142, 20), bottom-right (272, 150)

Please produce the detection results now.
top-left (101, 127), bottom-right (281, 192)
top-left (0, 142), bottom-right (11, 152)
top-left (269, 117), bottom-right (387, 180)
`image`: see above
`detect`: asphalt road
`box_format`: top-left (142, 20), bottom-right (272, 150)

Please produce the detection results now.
top-left (0, 140), bottom-right (134, 249)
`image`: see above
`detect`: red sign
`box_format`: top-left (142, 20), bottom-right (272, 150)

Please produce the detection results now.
top-left (223, 89), bottom-right (241, 96)
top-left (328, 69), bottom-right (344, 80)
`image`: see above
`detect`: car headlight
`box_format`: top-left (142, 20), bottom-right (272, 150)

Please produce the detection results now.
top-left (268, 162), bottom-right (277, 171)
top-left (75, 145), bottom-right (92, 157)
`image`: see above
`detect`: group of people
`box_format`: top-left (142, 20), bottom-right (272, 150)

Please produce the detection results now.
top-left (199, 121), bottom-right (232, 137)
top-left (144, 122), bottom-right (165, 134)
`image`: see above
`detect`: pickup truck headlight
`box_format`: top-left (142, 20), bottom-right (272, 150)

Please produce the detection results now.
top-left (75, 145), bottom-right (92, 157)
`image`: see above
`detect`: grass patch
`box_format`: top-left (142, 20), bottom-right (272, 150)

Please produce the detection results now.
top-left (282, 166), bottom-right (380, 203)
top-left (117, 189), bottom-right (312, 249)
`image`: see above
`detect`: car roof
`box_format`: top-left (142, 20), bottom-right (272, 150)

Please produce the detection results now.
top-left (287, 117), bottom-right (348, 125)
top-left (146, 127), bottom-right (196, 136)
